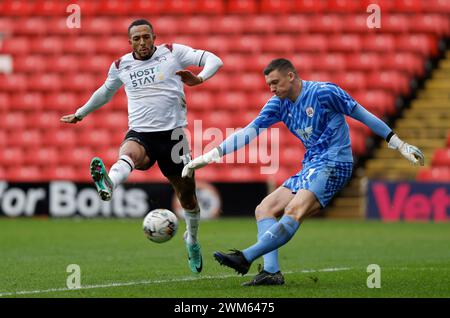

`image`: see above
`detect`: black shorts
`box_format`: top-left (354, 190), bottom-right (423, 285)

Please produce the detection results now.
top-left (123, 128), bottom-right (191, 177)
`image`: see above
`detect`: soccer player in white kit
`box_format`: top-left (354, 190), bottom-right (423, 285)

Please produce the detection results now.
top-left (61, 19), bottom-right (223, 274)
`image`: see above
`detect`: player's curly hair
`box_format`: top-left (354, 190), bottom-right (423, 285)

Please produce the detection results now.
top-left (264, 58), bottom-right (298, 77)
top-left (128, 19), bottom-right (154, 37)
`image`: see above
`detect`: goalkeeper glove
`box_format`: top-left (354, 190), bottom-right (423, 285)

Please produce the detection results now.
top-left (388, 134), bottom-right (425, 166)
top-left (182, 147), bottom-right (222, 178)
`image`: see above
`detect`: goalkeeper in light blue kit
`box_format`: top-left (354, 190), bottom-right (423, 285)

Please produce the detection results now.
top-left (182, 59), bottom-right (424, 286)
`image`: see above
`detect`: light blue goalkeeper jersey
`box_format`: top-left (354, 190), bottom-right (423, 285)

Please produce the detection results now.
top-left (219, 80), bottom-right (392, 164)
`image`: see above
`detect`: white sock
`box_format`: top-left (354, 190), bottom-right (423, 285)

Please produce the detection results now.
top-left (184, 207), bottom-right (200, 245)
top-left (108, 155), bottom-right (134, 189)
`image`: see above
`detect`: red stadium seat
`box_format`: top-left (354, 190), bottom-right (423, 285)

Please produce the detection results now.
top-left (98, 0), bottom-right (130, 15)
top-left (314, 53), bottom-right (347, 72)
top-left (34, 0), bottom-right (67, 16)
top-left (362, 34), bottom-right (396, 53)
top-left (127, 0), bottom-right (166, 14)
top-left (346, 53), bottom-right (381, 72)
top-left (243, 15), bottom-right (276, 34)
top-left (368, 71), bottom-right (410, 96)
top-left (328, 0), bottom-right (364, 12)
top-left (395, 0), bottom-right (422, 13)
top-left (0, 93), bottom-right (10, 111)
top-left (7, 166), bottom-right (42, 182)
top-left (0, 147), bottom-right (24, 166)
top-left (2, 37), bottom-right (29, 55)
top-left (203, 111), bottom-right (233, 131)
top-left (32, 36), bottom-right (63, 54)
top-left (362, 0), bottom-right (396, 12)
top-left (292, 0), bottom-right (326, 13)
top-left (14, 17), bottom-right (47, 35)
top-left (152, 17), bottom-right (179, 36)
top-left (60, 146), bottom-right (93, 167)
top-left (24, 147), bottom-right (58, 167)
top-left (0, 74), bottom-right (27, 92)
top-left (264, 35), bottom-right (295, 53)
top-left (178, 16), bottom-right (212, 35)
top-left (260, 0), bottom-right (294, 14)
top-left (380, 14), bottom-right (409, 34)
top-left (333, 72), bottom-right (367, 91)
top-left (63, 74), bottom-right (97, 92)
top-left (8, 130), bottom-right (42, 148)
top-left (43, 92), bottom-right (78, 111)
top-left (63, 36), bottom-right (96, 54)
top-left (228, 73), bottom-right (266, 91)
top-left (197, 0), bottom-right (225, 14)
top-left (384, 52), bottom-right (424, 76)
top-left (82, 17), bottom-right (114, 35)
top-left (11, 92), bottom-right (44, 111)
top-left (212, 16), bottom-right (244, 35)
top-left (310, 15), bottom-right (343, 33)
top-left (328, 34), bottom-right (362, 52)
top-left (165, 0), bottom-right (198, 15)
top-left (0, 18), bottom-right (14, 35)
top-left (294, 35), bottom-right (327, 52)
top-left (341, 14), bottom-right (369, 33)
top-left (214, 91), bottom-right (248, 110)
top-left (275, 14), bottom-right (310, 34)
top-left (0, 0), bottom-right (33, 16)
top-left (43, 166), bottom-right (78, 181)
top-left (27, 112), bottom-right (61, 130)
top-left (423, 0), bottom-right (450, 13)
top-left (13, 55), bottom-right (47, 73)
top-left (417, 167), bottom-right (450, 182)
top-left (353, 90), bottom-right (396, 116)
top-left (46, 55), bottom-right (80, 73)
top-left (1, 112), bottom-right (26, 130)
top-left (78, 129), bottom-right (111, 147)
top-left (28, 73), bottom-right (61, 92)
top-left (46, 17), bottom-right (80, 35)
top-left (188, 91), bottom-right (215, 110)
top-left (226, 0), bottom-right (258, 14)
top-left (410, 14), bottom-right (450, 36)
top-left (396, 34), bottom-right (438, 57)
top-left (349, 130), bottom-right (366, 155)
top-left (432, 148), bottom-right (450, 167)
top-left (80, 55), bottom-right (111, 73)
top-left (42, 129), bottom-right (77, 148)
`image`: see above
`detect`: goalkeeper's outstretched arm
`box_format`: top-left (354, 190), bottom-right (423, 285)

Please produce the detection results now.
top-left (60, 84), bottom-right (119, 124)
top-left (181, 122), bottom-right (263, 178)
top-left (349, 104), bottom-right (424, 165)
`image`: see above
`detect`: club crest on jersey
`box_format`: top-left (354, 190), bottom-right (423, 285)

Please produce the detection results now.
top-left (306, 106), bottom-right (314, 118)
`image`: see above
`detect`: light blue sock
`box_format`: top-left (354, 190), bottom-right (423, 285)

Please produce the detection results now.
top-left (243, 215), bottom-right (300, 263)
top-left (257, 218), bottom-right (279, 273)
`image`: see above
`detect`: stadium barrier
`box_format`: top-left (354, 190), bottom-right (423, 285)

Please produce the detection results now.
top-left (0, 181), bottom-right (267, 218)
top-left (367, 180), bottom-right (450, 221)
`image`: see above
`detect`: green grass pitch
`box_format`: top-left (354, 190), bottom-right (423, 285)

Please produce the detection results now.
top-left (0, 218), bottom-right (449, 298)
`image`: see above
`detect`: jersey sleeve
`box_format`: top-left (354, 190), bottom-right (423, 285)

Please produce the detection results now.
top-left (250, 97), bottom-right (282, 129)
top-left (104, 62), bottom-right (123, 91)
top-left (172, 43), bottom-right (206, 68)
top-left (317, 82), bottom-right (359, 115)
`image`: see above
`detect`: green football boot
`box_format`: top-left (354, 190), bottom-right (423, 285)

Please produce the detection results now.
top-left (184, 231), bottom-right (203, 274)
top-left (90, 157), bottom-right (114, 201)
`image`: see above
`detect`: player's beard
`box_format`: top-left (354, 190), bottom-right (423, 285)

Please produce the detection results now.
top-left (136, 45), bottom-right (155, 60)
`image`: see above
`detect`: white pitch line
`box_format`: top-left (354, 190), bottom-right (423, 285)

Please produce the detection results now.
top-left (0, 266), bottom-right (352, 297)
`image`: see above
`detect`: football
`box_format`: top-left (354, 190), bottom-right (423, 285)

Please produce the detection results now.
top-left (143, 209), bottom-right (179, 243)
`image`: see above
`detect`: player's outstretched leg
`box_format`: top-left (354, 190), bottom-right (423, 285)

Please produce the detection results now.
top-left (90, 157), bottom-right (114, 201)
top-left (213, 249), bottom-right (251, 275)
top-left (242, 264), bottom-right (284, 286)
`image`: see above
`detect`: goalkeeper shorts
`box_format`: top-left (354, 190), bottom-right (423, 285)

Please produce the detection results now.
top-left (282, 160), bottom-right (353, 208)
